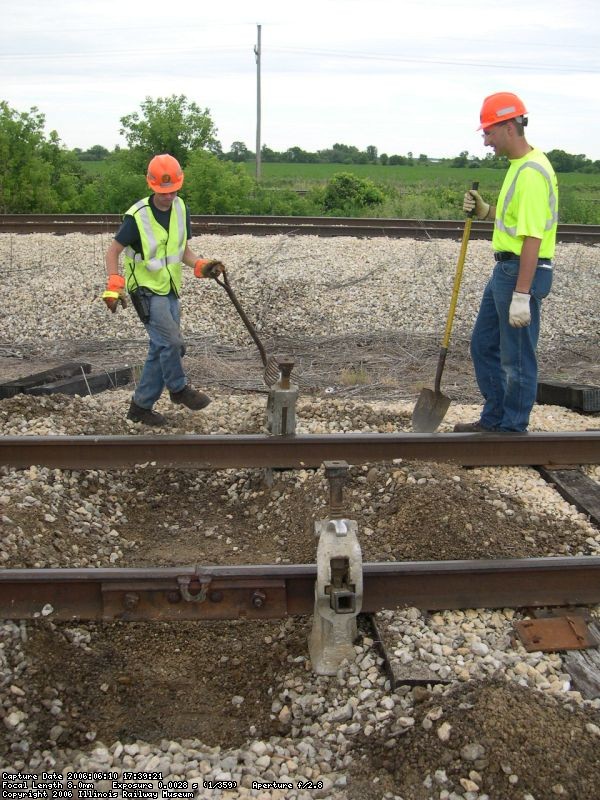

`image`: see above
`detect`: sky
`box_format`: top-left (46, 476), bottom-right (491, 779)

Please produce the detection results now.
top-left (2, 0), bottom-right (600, 160)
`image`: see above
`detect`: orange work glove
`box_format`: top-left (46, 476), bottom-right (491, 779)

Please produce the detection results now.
top-left (194, 259), bottom-right (224, 279)
top-left (102, 274), bottom-right (127, 313)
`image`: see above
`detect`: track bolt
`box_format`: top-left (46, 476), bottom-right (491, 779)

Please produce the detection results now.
top-left (278, 356), bottom-right (295, 390)
top-left (323, 460), bottom-right (349, 518)
top-left (209, 590), bottom-right (224, 603)
top-left (252, 589), bottom-right (267, 608)
top-left (166, 591), bottom-right (181, 604)
top-left (123, 592), bottom-right (140, 610)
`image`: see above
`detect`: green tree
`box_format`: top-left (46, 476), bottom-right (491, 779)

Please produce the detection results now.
top-left (482, 152), bottom-right (507, 169)
top-left (0, 101), bottom-right (84, 213)
top-left (261, 144), bottom-right (281, 162)
top-left (224, 141), bottom-right (253, 162)
top-left (91, 154), bottom-right (147, 213)
top-left (119, 94), bottom-right (220, 169)
top-left (333, 143), bottom-right (360, 163)
top-left (283, 145), bottom-right (317, 163)
top-left (77, 144), bottom-right (110, 161)
top-left (546, 149), bottom-right (593, 173)
top-left (451, 150), bottom-right (469, 168)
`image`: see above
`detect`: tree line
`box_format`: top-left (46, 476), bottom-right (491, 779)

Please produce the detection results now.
top-left (76, 137), bottom-right (600, 176)
top-left (1, 95), bottom-right (599, 220)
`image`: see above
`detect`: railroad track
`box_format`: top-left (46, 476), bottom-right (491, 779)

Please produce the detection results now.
top-left (1, 558), bottom-right (600, 622)
top-left (1, 430), bottom-right (599, 625)
top-left (1, 214), bottom-right (599, 242)
top-left (1, 430), bottom-right (598, 469)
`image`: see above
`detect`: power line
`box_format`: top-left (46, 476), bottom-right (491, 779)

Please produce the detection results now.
top-left (271, 46), bottom-right (600, 75)
top-left (0, 45), bottom-right (245, 61)
top-left (1, 42), bottom-right (598, 76)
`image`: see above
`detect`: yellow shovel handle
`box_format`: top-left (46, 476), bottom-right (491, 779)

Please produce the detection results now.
top-left (441, 181), bottom-right (479, 349)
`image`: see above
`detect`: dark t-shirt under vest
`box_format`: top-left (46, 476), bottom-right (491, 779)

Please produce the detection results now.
top-left (114, 195), bottom-right (192, 256)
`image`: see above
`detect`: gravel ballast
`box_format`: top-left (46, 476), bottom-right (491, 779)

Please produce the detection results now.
top-left (1, 232), bottom-right (599, 799)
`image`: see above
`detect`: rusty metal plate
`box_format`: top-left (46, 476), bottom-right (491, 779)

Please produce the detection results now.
top-left (101, 578), bottom-right (288, 620)
top-left (514, 616), bottom-right (599, 652)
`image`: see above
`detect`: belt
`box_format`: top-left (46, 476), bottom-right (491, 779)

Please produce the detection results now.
top-left (494, 251), bottom-right (552, 267)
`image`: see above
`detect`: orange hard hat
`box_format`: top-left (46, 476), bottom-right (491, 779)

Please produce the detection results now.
top-left (478, 92), bottom-right (528, 130)
top-left (146, 154), bottom-right (184, 193)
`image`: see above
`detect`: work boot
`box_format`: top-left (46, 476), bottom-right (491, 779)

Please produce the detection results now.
top-left (453, 420), bottom-right (494, 433)
top-left (127, 400), bottom-right (167, 427)
top-left (169, 384), bottom-right (211, 411)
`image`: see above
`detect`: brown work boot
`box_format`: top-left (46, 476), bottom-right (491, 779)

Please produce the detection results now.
top-left (169, 384), bottom-right (211, 410)
top-left (453, 420), bottom-right (494, 432)
top-left (127, 400), bottom-right (167, 427)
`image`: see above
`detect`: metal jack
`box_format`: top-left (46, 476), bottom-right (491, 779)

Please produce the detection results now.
top-left (266, 356), bottom-right (298, 436)
top-left (309, 461), bottom-right (363, 675)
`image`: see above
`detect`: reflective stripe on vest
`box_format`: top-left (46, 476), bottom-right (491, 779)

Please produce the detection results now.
top-left (123, 197), bottom-right (187, 295)
top-left (495, 161), bottom-right (558, 236)
top-left (124, 198), bottom-right (186, 269)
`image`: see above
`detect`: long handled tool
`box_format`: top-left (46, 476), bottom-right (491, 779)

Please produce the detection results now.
top-left (214, 268), bottom-right (281, 387)
top-left (411, 181), bottom-right (479, 433)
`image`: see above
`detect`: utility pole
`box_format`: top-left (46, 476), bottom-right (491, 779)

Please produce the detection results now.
top-left (254, 24), bottom-right (262, 181)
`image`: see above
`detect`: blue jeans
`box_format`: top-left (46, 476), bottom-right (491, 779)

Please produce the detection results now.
top-left (133, 292), bottom-right (187, 409)
top-left (470, 260), bottom-right (552, 432)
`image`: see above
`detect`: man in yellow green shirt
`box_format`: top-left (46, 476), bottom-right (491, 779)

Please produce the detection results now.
top-left (455, 92), bottom-right (558, 433)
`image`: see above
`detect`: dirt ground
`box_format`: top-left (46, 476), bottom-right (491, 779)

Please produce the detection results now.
top-left (1, 456), bottom-right (593, 572)
top-left (2, 330), bottom-right (600, 402)
top-left (2, 337), bottom-right (600, 796)
top-left (349, 678), bottom-right (600, 800)
top-left (2, 618), bottom-right (599, 800)
top-left (11, 618), bottom-right (307, 751)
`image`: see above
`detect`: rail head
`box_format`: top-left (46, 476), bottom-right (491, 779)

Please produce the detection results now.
top-left (2, 557), bottom-right (600, 620)
top-left (0, 431), bottom-right (598, 469)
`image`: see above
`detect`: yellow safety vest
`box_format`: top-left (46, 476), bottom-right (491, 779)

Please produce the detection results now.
top-left (492, 148), bottom-right (558, 259)
top-left (123, 196), bottom-right (187, 296)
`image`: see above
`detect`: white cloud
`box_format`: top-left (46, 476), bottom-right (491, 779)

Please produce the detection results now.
top-left (2, 0), bottom-right (599, 158)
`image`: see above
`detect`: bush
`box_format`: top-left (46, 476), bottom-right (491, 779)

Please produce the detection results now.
top-left (183, 150), bottom-right (255, 213)
top-left (321, 172), bottom-right (385, 215)
top-left (250, 187), bottom-right (318, 216)
top-left (93, 155), bottom-right (147, 213)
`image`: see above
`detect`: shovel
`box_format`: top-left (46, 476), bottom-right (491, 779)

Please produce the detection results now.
top-left (213, 268), bottom-right (281, 387)
top-left (411, 181), bottom-right (479, 433)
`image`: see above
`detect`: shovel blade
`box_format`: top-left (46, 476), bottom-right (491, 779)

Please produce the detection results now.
top-left (411, 388), bottom-right (451, 433)
top-left (264, 355), bottom-right (281, 387)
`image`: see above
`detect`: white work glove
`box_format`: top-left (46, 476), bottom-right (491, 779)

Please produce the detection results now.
top-left (463, 190), bottom-right (490, 220)
top-left (509, 292), bottom-right (531, 327)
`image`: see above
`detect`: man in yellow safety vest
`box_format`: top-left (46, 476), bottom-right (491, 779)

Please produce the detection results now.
top-left (103, 154), bottom-right (223, 426)
top-left (455, 92), bottom-right (558, 433)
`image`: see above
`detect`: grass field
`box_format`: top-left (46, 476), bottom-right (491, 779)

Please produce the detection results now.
top-left (243, 163), bottom-right (600, 222)
top-left (80, 160), bottom-right (600, 223)
top-left (242, 161), bottom-right (600, 189)
top-left (82, 158), bottom-right (600, 188)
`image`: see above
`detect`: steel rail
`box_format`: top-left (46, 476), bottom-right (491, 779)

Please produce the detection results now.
top-left (0, 213), bottom-right (598, 233)
top-left (1, 214), bottom-right (598, 243)
top-left (1, 557), bottom-right (599, 621)
top-left (1, 213), bottom-right (489, 226)
top-left (0, 432), bottom-right (598, 470)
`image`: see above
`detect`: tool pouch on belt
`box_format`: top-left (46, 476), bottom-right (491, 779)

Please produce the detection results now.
top-left (129, 287), bottom-right (153, 324)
